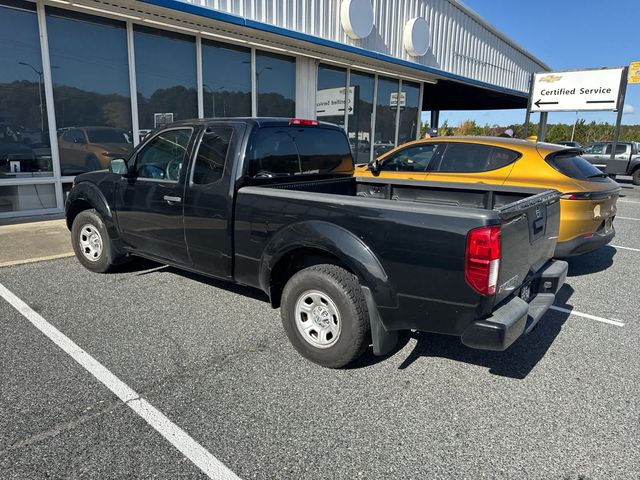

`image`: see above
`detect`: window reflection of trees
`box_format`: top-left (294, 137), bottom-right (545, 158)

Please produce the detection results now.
top-left (0, 3), bottom-right (52, 179)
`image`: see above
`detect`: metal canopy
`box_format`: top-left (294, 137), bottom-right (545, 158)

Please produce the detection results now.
top-left (422, 80), bottom-right (528, 111)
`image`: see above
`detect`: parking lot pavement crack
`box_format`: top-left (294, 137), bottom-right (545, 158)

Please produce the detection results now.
top-left (126, 342), bottom-right (279, 401)
top-left (0, 400), bottom-right (124, 455)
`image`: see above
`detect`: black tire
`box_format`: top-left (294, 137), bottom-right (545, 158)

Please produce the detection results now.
top-left (85, 154), bottom-right (101, 171)
top-left (632, 169), bottom-right (640, 186)
top-left (71, 209), bottom-right (124, 273)
top-left (281, 264), bottom-right (370, 368)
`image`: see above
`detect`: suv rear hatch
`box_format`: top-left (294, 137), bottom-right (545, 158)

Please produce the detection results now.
top-left (542, 148), bottom-right (620, 236)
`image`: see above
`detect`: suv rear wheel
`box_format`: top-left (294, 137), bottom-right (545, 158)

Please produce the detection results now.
top-left (281, 264), bottom-right (370, 368)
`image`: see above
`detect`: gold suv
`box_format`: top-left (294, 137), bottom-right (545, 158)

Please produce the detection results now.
top-left (58, 126), bottom-right (132, 175)
top-left (356, 137), bottom-right (620, 257)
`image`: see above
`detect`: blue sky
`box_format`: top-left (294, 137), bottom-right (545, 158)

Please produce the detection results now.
top-left (431, 0), bottom-right (640, 127)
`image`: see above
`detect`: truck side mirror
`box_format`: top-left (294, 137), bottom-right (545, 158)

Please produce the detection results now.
top-left (109, 158), bottom-right (128, 175)
top-left (369, 158), bottom-right (380, 174)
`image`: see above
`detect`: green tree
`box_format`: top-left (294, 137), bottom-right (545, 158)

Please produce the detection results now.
top-left (454, 120), bottom-right (482, 136)
top-left (419, 121), bottom-right (430, 138)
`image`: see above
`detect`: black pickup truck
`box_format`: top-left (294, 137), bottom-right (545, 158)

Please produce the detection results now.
top-left (66, 118), bottom-right (567, 368)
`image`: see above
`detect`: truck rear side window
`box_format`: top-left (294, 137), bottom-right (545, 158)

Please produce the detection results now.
top-left (605, 144), bottom-right (627, 155)
top-left (192, 127), bottom-right (233, 185)
top-left (246, 127), bottom-right (353, 177)
top-left (545, 153), bottom-right (606, 180)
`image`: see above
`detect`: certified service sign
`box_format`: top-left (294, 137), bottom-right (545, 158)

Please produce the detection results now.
top-left (531, 67), bottom-right (624, 112)
top-left (629, 61), bottom-right (640, 85)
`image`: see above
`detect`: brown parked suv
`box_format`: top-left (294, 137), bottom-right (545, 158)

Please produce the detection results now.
top-left (58, 126), bottom-right (133, 175)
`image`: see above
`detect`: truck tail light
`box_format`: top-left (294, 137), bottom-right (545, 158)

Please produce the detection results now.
top-left (289, 118), bottom-right (319, 126)
top-left (465, 225), bottom-right (501, 295)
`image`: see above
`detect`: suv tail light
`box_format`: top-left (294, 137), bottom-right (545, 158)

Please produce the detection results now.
top-left (465, 225), bottom-right (501, 295)
top-left (560, 192), bottom-right (590, 200)
top-left (289, 118), bottom-right (319, 126)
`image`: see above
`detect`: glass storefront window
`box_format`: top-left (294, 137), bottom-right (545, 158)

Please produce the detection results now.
top-left (202, 40), bottom-right (251, 118)
top-left (348, 71), bottom-right (375, 164)
top-left (0, 183), bottom-right (56, 213)
top-left (373, 76), bottom-right (400, 158)
top-left (398, 81), bottom-right (421, 146)
top-left (256, 51), bottom-right (295, 117)
top-left (316, 64), bottom-right (347, 130)
top-left (134, 26), bottom-right (197, 141)
top-left (47, 8), bottom-right (132, 176)
top-left (0, 1), bottom-right (52, 180)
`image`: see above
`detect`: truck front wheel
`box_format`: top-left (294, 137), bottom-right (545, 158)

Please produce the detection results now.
top-left (281, 264), bottom-right (370, 368)
top-left (632, 168), bottom-right (640, 186)
top-left (71, 209), bottom-right (125, 273)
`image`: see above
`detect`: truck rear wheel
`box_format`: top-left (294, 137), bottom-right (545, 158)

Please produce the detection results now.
top-left (281, 264), bottom-right (370, 368)
top-left (71, 209), bottom-right (125, 273)
top-left (632, 168), bottom-right (640, 186)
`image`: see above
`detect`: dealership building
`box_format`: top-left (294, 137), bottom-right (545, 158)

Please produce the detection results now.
top-left (0, 0), bottom-right (548, 218)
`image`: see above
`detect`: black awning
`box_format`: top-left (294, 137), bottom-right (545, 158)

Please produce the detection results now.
top-left (423, 80), bottom-right (528, 111)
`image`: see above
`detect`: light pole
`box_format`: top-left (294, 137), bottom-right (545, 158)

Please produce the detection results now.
top-left (256, 66), bottom-right (272, 81)
top-left (254, 66), bottom-right (272, 115)
top-left (19, 62), bottom-right (44, 132)
top-left (242, 62), bottom-right (272, 84)
top-left (203, 84), bottom-right (223, 118)
top-left (19, 62), bottom-right (58, 134)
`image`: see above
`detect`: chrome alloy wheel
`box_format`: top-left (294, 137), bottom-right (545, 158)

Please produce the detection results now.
top-left (294, 289), bottom-right (341, 348)
top-left (79, 224), bottom-right (103, 262)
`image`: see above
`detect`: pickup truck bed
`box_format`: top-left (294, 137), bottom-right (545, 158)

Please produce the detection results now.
top-left (65, 118), bottom-right (567, 367)
top-left (234, 174), bottom-right (564, 349)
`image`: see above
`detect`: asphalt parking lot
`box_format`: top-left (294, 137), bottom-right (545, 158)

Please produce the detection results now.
top-left (1, 178), bottom-right (639, 480)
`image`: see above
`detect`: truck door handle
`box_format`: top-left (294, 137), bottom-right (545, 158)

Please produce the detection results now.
top-left (533, 218), bottom-right (545, 233)
top-left (163, 195), bottom-right (182, 205)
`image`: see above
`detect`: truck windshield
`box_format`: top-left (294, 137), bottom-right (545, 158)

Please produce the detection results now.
top-left (246, 126), bottom-right (353, 177)
top-left (545, 152), bottom-right (609, 181)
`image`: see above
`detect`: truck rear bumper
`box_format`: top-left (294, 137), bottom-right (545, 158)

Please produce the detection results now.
top-left (461, 260), bottom-right (568, 351)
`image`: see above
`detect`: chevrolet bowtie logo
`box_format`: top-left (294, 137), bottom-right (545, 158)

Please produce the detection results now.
top-left (539, 74), bottom-right (562, 83)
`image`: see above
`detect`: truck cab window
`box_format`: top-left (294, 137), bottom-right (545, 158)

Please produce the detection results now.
top-left (192, 127), bottom-right (233, 184)
top-left (135, 128), bottom-right (192, 181)
top-left (249, 130), bottom-right (299, 176)
top-left (246, 127), bottom-right (352, 177)
top-left (583, 143), bottom-right (605, 155)
top-left (381, 144), bottom-right (440, 172)
top-left (605, 144), bottom-right (627, 155)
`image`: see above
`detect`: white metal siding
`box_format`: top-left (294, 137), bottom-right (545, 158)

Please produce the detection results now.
top-left (181, 0), bottom-right (546, 92)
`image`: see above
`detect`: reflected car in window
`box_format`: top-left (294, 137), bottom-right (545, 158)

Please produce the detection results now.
top-left (355, 137), bottom-right (621, 257)
top-left (0, 123), bottom-right (52, 177)
top-left (58, 126), bottom-right (133, 175)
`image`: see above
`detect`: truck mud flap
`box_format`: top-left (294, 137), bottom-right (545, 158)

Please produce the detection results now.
top-left (361, 286), bottom-right (398, 356)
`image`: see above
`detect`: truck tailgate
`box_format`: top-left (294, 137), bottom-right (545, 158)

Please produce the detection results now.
top-left (494, 190), bottom-right (561, 304)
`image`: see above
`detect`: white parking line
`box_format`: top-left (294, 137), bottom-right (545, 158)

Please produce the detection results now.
top-left (618, 199), bottom-right (640, 204)
top-left (0, 252), bottom-right (74, 268)
top-left (616, 216), bottom-right (640, 221)
top-left (0, 282), bottom-right (240, 480)
top-left (550, 305), bottom-right (625, 327)
top-left (612, 245), bottom-right (640, 252)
